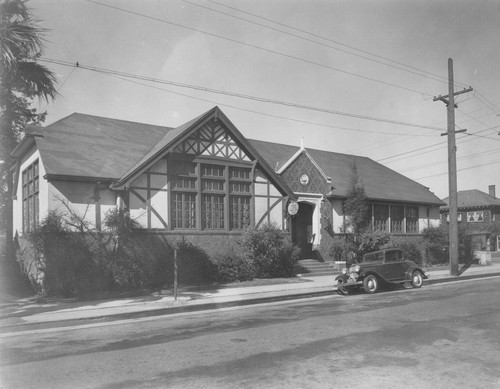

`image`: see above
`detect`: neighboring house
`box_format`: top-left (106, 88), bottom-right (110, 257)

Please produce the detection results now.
top-left (10, 106), bottom-right (444, 260)
top-left (440, 186), bottom-right (500, 252)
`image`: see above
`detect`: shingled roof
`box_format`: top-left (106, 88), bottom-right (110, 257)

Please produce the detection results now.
top-left (17, 113), bottom-right (172, 180)
top-left (249, 139), bottom-right (444, 206)
top-left (12, 109), bottom-right (443, 206)
top-left (441, 189), bottom-right (500, 211)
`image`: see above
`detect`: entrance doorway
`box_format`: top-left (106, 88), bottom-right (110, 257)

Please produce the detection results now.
top-left (292, 202), bottom-right (315, 259)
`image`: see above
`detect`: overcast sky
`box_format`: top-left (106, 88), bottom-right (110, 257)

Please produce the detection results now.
top-left (30, 0), bottom-right (500, 199)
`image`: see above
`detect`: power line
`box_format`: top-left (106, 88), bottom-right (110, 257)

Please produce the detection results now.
top-left (203, 0), bottom-right (475, 91)
top-left (181, 0), bottom-right (455, 88)
top-left (106, 72), bottom-right (434, 138)
top-left (398, 146), bottom-right (500, 173)
top-left (473, 90), bottom-right (500, 115)
top-left (379, 124), bottom-right (500, 164)
top-left (40, 57), bottom-right (447, 132)
top-left (414, 159), bottom-right (500, 181)
top-left (222, 0), bottom-right (494, 125)
top-left (85, 0), bottom-right (434, 97)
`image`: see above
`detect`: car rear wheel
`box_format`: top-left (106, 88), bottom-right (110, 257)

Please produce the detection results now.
top-left (411, 271), bottom-right (424, 288)
top-left (363, 275), bottom-right (378, 294)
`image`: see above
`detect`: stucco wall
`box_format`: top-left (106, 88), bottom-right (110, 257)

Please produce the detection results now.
top-left (48, 180), bottom-right (115, 228)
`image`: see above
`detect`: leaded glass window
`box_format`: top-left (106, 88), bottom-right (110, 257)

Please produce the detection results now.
top-left (22, 160), bottom-right (39, 233)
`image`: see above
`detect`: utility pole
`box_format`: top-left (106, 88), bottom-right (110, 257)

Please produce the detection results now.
top-left (433, 58), bottom-right (473, 276)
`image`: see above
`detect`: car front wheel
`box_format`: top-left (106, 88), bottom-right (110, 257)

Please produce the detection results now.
top-left (411, 271), bottom-right (424, 288)
top-left (363, 275), bottom-right (378, 294)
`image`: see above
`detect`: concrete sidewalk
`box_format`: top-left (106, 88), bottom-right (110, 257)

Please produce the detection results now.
top-left (1, 262), bottom-right (500, 330)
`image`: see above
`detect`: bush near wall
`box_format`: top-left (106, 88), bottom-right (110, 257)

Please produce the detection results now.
top-left (329, 226), bottom-right (474, 268)
top-left (213, 223), bottom-right (300, 282)
top-left (19, 210), bottom-right (171, 298)
top-left (388, 235), bottom-right (424, 267)
top-left (239, 223), bottom-right (300, 279)
top-left (18, 212), bottom-right (300, 297)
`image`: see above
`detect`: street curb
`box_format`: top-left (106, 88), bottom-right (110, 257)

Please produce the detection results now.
top-left (1, 271), bottom-right (500, 332)
top-left (425, 271), bottom-right (500, 285)
top-left (0, 289), bottom-right (336, 333)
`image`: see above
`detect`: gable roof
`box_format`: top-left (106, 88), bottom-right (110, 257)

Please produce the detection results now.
top-left (249, 139), bottom-right (444, 206)
top-left (12, 113), bottom-right (171, 181)
top-left (11, 109), bottom-right (443, 206)
top-left (441, 189), bottom-right (500, 211)
top-left (113, 106), bottom-right (295, 198)
top-left (115, 107), bottom-right (218, 186)
top-left (275, 144), bottom-right (331, 183)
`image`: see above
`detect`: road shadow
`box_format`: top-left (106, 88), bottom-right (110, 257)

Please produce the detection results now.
top-left (458, 263), bottom-right (472, 276)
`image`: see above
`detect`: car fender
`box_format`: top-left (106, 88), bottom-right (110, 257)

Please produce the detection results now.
top-left (335, 274), bottom-right (349, 282)
top-left (404, 266), bottom-right (428, 281)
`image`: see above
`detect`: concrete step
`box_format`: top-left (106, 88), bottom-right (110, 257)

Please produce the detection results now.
top-left (297, 259), bottom-right (339, 276)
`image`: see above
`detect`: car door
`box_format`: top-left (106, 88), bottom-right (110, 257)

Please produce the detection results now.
top-left (381, 250), bottom-right (405, 281)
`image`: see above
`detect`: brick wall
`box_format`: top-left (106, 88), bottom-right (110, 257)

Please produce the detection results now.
top-left (147, 231), bottom-right (245, 259)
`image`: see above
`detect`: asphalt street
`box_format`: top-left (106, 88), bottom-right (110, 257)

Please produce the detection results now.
top-left (1, 277), bottom-right (499, 389)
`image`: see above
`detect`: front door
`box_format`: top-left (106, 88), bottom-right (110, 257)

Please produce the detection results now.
top-left (292, 202), bottom-right (314, 258)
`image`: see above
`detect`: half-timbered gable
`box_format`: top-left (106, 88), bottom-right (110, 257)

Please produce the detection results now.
top-left (117, 108), bottom-right (293, 244)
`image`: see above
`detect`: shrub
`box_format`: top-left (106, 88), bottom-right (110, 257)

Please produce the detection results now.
top-left (103, 210), bottom-right (168, 290)
top-left (329, 236), bottom-right (356, 262)
top-left (421, 226), bottom-right (448, 265)
top-left (421, 225), bottom-right (474, 265)
top-left (25, 211), bottom-right (106, 297)
top-left (22, 209), bottom-right (172, 298)
top-left (213, 246), bottom-right (255, 283)
top-left (356, 229), bottom-right (390, 259)
top-left (238, 223), bottom-right (300, 278)
top-left (393, 240), bottom-right (423, 266)
top-left (175, 239), bottom-right (217, 285)
top-left (458, 225), bottom-right (474, 264)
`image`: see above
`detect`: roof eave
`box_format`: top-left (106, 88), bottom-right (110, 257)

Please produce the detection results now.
top-left (45, 174), bottom-right (117, 183)
top-left (327, 194), bottom-right (444, 207)
top-left (10, 134), bottom-right (42, 159)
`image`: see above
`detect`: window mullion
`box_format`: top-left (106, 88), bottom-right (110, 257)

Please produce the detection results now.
top-left (225, 166), bottom-right (229, 230)
top-left (197, 161), bottom-right (201, 230)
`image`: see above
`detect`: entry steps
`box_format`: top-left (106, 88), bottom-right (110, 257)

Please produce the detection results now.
top-left (297, 259), bottom-right (345, 277)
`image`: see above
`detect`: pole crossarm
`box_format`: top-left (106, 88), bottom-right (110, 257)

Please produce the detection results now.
top-left (440, 129), bottom-right (467, 136)
top-left (434, 96), bottom-right (457, 108)
top-left (433, 87), bottom-right (473, 106)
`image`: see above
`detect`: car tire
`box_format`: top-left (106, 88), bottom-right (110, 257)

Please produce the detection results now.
top-left (363, 274), bottom-right (378, 294)
top-left (411, 270), bottom-right (424, 288)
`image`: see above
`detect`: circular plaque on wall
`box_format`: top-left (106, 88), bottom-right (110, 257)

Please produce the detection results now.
top-left (288, 201), bottom-right (299, 216)
top-left (299, 174), bottom-right (309, 186)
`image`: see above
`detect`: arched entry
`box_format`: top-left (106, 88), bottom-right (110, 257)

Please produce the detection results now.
top-left (291, 202), bottom-right (315, 259)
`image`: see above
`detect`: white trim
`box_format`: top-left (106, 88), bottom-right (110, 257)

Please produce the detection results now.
top-left (276, 148), bottom-right (303, 174)
top-left (296, 195), bottom-right (323, 246)
top-left (294, 192), bottom-right (323, 198)
top-left (276, 148), bottom-right (331, 184)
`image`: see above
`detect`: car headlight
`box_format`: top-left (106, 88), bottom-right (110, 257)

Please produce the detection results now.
top-left (341, 267), bottom-right (348, 274)
top-left (350, 265), bottom-right (360, 273)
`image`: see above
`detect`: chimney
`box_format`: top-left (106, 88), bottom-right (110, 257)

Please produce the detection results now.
top-left (489, 185), bottom-right (496, 198)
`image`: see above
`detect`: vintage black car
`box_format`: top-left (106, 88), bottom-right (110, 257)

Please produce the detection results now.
top-left (335, 248), bottom-right (427, 295)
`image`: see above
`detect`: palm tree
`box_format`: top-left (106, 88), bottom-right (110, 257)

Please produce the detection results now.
top-left (0, 0), bottom-right (58, 123)
top-left (0, 0), bottom-right (58, 277)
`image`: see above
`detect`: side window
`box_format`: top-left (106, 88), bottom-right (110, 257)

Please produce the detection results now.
top-left (385, 251), bottom-right (397, 262)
